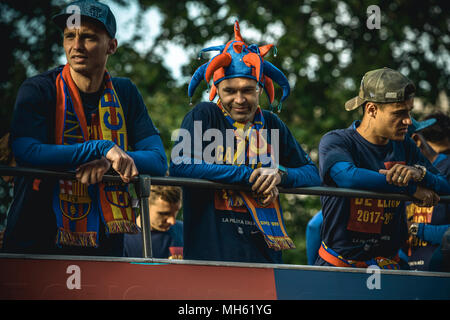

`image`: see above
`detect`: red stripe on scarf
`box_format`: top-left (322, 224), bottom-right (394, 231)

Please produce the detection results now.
top-left (55, 74), bottom-right (66, 145)
top-left (62, 201), bottom-right (70, 231)
top-left (76, 204), bottom-right (87, 232)
top-left (56, 65), bottom-right (89, 143)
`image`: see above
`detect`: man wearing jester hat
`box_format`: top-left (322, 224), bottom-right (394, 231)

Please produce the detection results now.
top-left (3, 0), bottom-right (167, 255)
top-left (170, 21), bottom-right (321, 263)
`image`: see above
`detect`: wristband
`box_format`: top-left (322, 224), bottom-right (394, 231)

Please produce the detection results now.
top-left (278, 164), bottom-right (288, 183)
top-left (413, 164), bottom-right (427, 182)
top-left (409, 222), bottom-right (419, 236)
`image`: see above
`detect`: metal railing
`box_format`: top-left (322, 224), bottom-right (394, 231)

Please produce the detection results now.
top-left (1, 165), bottom-right (449, 258)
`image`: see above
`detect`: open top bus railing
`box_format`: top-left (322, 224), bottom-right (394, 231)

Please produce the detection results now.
top-left (1, 165), bottom-right (450, 259)
top-left (1, 165), bottom-right (450, 300)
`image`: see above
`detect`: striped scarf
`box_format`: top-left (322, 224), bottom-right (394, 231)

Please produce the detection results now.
top-left (53, 64), bottom-right (138, 247)
top-left (217, 101), bottom-right (295, 251)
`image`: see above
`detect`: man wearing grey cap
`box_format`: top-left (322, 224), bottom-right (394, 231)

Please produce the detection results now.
top-left (316, 67), bottom-right (450, 269)
top-left (3, 0), bottom-right (167, 255)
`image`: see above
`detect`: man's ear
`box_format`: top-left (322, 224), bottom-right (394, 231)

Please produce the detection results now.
top-left (107, 38), bottom-right (118, 55)
top-left (365, 102), bottom-right (378, 118)
top-left (411, 133), bottom-right (423, 148)
top-left (411, 133), bottom-right (422, 147)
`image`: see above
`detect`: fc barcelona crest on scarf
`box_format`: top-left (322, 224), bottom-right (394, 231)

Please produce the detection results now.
top-left (59, 180), bottom-right (92, 221)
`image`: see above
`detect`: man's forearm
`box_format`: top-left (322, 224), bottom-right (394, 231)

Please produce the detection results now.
top-left (330, 161), bottom-right (417, 195)
top-left (170, 157), bottom-right (254, 185)
top-left (282, 162), bottom-right (321, 188)
top-left (12, 137), bottom-right (114, 169)
top-left (127, 135), bottom-right (168, 176)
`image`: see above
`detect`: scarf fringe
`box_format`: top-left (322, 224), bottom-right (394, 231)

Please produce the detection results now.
top-left (105, 219), bottom-right (139, 234)
top-left (57, 228), bottom-right (98, 247)
top-left (264, 235), bottom-right (296, 251)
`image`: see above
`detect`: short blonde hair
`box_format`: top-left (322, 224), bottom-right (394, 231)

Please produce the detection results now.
top-left (149, 185), bottom-right (182, 204)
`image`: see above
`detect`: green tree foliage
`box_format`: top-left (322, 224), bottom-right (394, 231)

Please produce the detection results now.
top-left (0, 1), bottom-right (64, 135)
top-left (107, 43), bottom-right (188, 158)
top-left (138, 0), bottom-right (449, 152)
top-left (1, 0), bottom-right (448, 263)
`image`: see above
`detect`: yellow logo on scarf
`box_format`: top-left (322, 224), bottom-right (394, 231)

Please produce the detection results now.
top-left (98, 88), bottom-right (128, 151)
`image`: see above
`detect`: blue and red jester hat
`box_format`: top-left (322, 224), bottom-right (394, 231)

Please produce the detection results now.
top-left (188, 20), bottom-right (290, 113)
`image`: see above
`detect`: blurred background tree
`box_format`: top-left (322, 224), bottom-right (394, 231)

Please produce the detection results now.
top-left (1, 0), bottom-right (448, 264)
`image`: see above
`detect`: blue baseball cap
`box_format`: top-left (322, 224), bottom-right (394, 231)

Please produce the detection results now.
top-left (52, 0), bottom-right (116, 38)
top-left (407, 117), bottom-right (437, 136)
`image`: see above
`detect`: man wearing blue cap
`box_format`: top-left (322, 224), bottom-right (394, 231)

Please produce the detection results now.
top-left (404, 117), bottom-right (450, 270)
top-left (170, 21), bottom-right (320, 264)
top-left (421, 112), bottom-right (450, 155)
top-left (317, 68), bottom-right (450, 269)
top-left (3, 0), bottom-right (167, 255)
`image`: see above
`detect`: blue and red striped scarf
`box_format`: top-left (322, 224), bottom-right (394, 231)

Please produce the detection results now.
top-left (53, 64), bottom-right (138, 247)
top-left (217, 101), bottom-right (295, 251)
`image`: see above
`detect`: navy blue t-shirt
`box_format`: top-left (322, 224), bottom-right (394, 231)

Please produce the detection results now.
top-left (435, 154), bottom-right (450, 179)
top-left (170, 102), bottom-right (320, 263)
top-left (405, 154), bottom-right (450, 270)
top-left (123, 221), bottom-right (184, 259)
top-left (3, 66), bottom-right (163, 255)
top-left (317, 121), bottom-right (443, 263)
top-left (11, 66), bottom-right (158, 151)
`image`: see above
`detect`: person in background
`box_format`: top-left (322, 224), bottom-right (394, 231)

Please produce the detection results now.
top-left (123, 185), bottom-right (183, 259)
top-left (306, 210), bottom-right (322, 265)
top-left (420, 112), bottom-right (450, 155)
top-left (0, 131), bottom-right (15, 250)
top-left (405, 117), bottom-right (450, 270)
top-left (0, 132), bottom-right (16, 184)
top-left (439, 228), bottom-right (450, 271)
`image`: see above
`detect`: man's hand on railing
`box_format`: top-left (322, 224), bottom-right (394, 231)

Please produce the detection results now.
top-left (249, 167), bottom-right (282, 206)
top-left (413, 185), bottom-right (440, 207)
top-left (76, 157), bottom-right (111, 185)
top-left (378, 163), bottom-right (422, 187)
top-left (105, 145), bottom-right (139, 184)
top-left (261, 186), bottom-right (279, 206)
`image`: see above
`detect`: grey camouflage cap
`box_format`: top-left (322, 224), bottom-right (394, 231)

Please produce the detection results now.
top-left (345, 67), bottom-right (416, 111)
